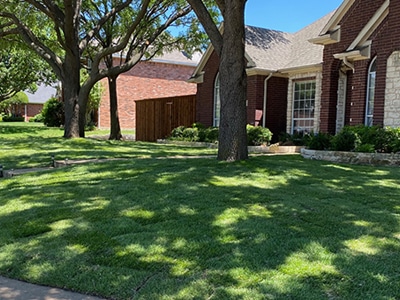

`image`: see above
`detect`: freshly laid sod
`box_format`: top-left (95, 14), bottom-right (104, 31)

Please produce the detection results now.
top-left (0, 123), bottom-right (400, 299)
top-left (0, 123), bottom-right (217, 169)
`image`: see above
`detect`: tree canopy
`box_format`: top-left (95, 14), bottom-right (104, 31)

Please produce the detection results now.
top-left (0, 0), bottom-right (207, 138)
top-left (0, 42), bottom-right (55, 102)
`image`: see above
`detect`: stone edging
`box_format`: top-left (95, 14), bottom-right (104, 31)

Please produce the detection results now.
top-left (301, 148), bottom-right (400, 166)
top-left (157, 140), bottom-right (304, 154)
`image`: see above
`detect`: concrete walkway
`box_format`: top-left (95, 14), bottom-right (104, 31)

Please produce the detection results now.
top-left (0, 276), bottom-right (104, 300)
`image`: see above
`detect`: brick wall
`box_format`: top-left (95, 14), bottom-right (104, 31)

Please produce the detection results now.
top-left (321, 0), bottom-right (400, 133)
top-left (98, 59), bottom-right (196, 129)
top-left (196, 51), bottom-right (220, 127)
top-left (24, 104), bottom-right (43, 121)
top-left (196, 51), bottom-right (288, 139)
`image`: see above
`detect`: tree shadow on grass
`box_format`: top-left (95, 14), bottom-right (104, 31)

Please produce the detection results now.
top-left (0, 156), bottom-right (399, 299)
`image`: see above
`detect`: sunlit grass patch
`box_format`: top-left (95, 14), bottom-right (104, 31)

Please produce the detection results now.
top-left (0, 124), bottom-right (400, 299)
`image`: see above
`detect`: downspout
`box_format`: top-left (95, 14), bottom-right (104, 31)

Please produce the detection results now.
top-left (343, 56), bottom-right (355, 73)
top-left (262, 73), bottom-right (274, 128)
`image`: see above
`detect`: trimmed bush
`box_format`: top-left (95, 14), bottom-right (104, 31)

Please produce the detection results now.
top-left (331, 127), bottom-right (361, 151)
top-left (246, 125), bottom-right (273, 146)
top-left (2, 115), bottom-right (25, 122)
top-left (307, 132), bottom-right (332, 150)
top-left (382, 127), bottom-right (400, 153)
top-left (170, 124), bottom-right (273, 146)
top-left (181, 127), bottom-right (199, 142)
top-left (29, 113), bottom-right (44, 123)
top-left (279, 132), bottom-right (309, 146)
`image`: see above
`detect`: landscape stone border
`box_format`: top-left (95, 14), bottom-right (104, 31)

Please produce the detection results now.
top-left (301, 148), bottom-right (400, 166)
top-left (157, 140), bottom-right (304, 154)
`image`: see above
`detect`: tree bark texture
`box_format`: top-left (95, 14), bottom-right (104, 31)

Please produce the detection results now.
top-left (187, 0), bottom-right (248, 161)
top-left (108, 75), bottom-right (123, 140)
top-left (63, 52), bottom-right (81, 138)
top-left (217, 0), bottom-right (248, 161)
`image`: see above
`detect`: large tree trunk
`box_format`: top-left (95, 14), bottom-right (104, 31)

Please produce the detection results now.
top-left (63, 1), bottom-right (82, 139)
top-left (217, 0), bottom-right (248, 161)
top-left (78, 81), bottom-right (94, 138)
top-left (63, 54), bottom-right (81, 138)
top-left (108, 75), bottom-right (123, 140)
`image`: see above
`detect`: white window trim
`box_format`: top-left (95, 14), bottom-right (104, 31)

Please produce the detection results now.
top-left (213, 73), bottom-right (220, 127)
top-left (286, 72), bottom-right (321, 134)
top-left (365, 57), bottom-right (377, 126)
top-left (291, 80), bottom-right (316, 134)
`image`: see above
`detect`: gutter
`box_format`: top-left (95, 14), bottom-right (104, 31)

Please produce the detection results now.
top-left (262, 73), bottom-right (274, 128)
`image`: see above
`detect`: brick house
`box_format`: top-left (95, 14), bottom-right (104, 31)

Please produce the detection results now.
top-left (24, 84), bottom-right (58, 121)
top-left (98, 50), bottom-right (200, 129)
top-left (311, 0), bottom-right (399, 133)
top-left (191, 0), bottom-right (400, 140)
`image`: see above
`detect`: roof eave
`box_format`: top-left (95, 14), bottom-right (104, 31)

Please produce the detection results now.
top-left (319, 0), bottom-right (356, 35)
top-left (246, 68), bottom-right (277, 76)
top-left (334, 43), bottom-right (371, 61)
top-left (279, 63), bottom-right (322, 74)
top-left (187, 72), bottom-right (204, 84)
top-left (309, 26), bottom-right (341, 45)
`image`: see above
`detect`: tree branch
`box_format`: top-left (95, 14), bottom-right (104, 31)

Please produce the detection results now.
top-left (186, 0), bottom-right (223, 56)
top-left (0, 11), bottom-right (64, 80)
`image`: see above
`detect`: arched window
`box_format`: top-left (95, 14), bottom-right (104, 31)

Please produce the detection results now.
top-left (365, 57), bottom-right (376, 126)
top-left (213, 73), bottom-right (220, 127)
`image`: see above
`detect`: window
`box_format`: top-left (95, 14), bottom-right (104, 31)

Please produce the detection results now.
top-left (292, 80), bottom-right (316, 134)
top-left (365, 57), bottom-right (376, 126)
top-left (213, 73), bottom-right (220, 127)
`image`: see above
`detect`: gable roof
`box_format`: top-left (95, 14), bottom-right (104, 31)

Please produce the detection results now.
top-left (244, 26), bottom-right (293, 71)
top-left (190, 9), bottom-right (337, 82)
top-left (334, 0), bottom-right (389, 62)
top-left (282, 10), bottom-right (336, 72)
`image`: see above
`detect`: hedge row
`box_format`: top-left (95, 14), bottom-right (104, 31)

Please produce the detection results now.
top-left (169, 123), bottom-right (273, 146)
top-left (307, 125), bottom-right (400, 153)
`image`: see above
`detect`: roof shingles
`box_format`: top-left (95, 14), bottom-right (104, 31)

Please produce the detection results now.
top-left (244, 10), bottom-right (336, 72)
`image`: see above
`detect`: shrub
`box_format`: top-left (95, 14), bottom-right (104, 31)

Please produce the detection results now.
top-left (2, 115), bottom-right (24, 122)
top-left (331, 127), bottom-right (361, 151)
top-left (279, 132), bottom-right (309, 146)
top-left (41, 97), bottom-right (64, 127)
top-left (29, 113), bottom-right (44, 123)
top-left (355, 143), bottom-right (375, 153)
top-left (307, 132), bottom-right (332, 150)
top-left (170, 126), bottom-right (186, 139)
top-left (203, 127), bottom-right (219, 143)
top-left (246, 125), bottom-right (272, 146)
top-left (181, 127), bottom-right (199, 142)
top-left (170, 123), bottom-right (219, 143)
top-left (382, 127), bottom-right (400, 153)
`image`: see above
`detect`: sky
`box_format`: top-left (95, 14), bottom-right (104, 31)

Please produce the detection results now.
top-left (245, 0), bottom-right (343, 33)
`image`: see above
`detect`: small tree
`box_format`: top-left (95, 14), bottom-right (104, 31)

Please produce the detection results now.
top-left (0, 91), bottom-right (28, 117)
top-left (0, 41), bottom-right (54, 102)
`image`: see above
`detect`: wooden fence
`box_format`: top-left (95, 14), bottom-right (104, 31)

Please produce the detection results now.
top-left (135, 95), bottom-right (196, 142)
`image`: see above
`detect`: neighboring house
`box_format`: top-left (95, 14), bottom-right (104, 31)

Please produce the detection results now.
top-left (24, 84), bottom-right (58, 121)
top-left (98, 50), bottom-right (200, 129)
top-left (191, 0), bottom-right (400, 140)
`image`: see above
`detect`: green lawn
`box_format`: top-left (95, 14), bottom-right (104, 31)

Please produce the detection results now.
top-left (0, 123), bottom-right (216, 169)
top-left (0, 123), bottom-right (400, 299)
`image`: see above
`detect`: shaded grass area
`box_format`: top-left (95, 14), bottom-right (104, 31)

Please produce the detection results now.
top-left (0, 123), bottom-right (216, 169)
top-left (0, 153), bottom-right (400, 299)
